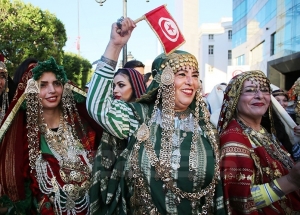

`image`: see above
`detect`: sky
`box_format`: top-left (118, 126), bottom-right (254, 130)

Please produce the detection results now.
top-left (22, 0), bottom-right (232, 66)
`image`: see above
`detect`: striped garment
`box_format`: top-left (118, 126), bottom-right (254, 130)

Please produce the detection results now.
top-left (86, 61), bottom-right (139, 139)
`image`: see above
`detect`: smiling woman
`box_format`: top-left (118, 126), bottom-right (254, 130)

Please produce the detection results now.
top-left (0, 57), bottom-right (103, 214)
top-left (217, 71), bottom-right (300, 214)
top-left (87, 17), bottom-right (225, 215)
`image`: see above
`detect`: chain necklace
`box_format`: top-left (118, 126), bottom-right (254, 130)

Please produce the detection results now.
top-left (133, 86), bottom-right (220, 214)
top-left (236, 118), bottom-right (294, 169)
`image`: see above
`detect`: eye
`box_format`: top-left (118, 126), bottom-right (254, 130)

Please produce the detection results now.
top-left (119, 83), bottom-right (125, 88)
top-left (54, 81), bottom-right (61, 86)
top-left (40, 83), bottom-right (46, 88)
top-left (260, 87), bottom-right (270, 93)
top-left (244, 87), bottom-right (256, 93)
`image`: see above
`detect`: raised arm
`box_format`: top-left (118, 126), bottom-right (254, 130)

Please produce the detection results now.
top-left (86, 18), bottom-right (139, 139)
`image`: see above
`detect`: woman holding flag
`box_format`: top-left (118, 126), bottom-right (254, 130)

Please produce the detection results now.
top-left (87, 14), bottom-right (225, 215)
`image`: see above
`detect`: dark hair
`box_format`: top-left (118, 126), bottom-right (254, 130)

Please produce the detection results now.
top-left (114, 69), bottom-right (136, 99)
top-left (143, 72), bottom-right (152, 84)
top-left (272, 89), bottom-right (288, 100)
top-left (14, 58), bottom-right (38, 84)
top-left (124, 60), bottom-right (145, 68)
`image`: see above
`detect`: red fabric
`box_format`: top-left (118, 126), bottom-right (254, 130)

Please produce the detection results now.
top-left (145, 5), bottom-right (185, 55)
top-left (220, 119), bottom-right (300, 214)
top-left (0, 54), bottom-right (4, 62)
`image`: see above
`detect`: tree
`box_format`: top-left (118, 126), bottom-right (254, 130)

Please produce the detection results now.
top-left (0, 0), bottom-right (67, 76)
top-left (63, 52), bottom-right (93, 89)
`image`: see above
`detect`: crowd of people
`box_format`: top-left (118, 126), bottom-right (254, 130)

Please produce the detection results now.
top-left (0, 17), bottom-right (299, 215)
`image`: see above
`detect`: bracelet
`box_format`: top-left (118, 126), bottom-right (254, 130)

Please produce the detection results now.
top-left (269, 180), bottom-right (285, 198)
top-left (100, 55), bottom-right (117, 70)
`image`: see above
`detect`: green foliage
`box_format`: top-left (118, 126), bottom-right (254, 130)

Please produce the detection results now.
top-left (0, 0), bottom-right (67, 76)
top-left (63, 52), bottom-right (93, 89)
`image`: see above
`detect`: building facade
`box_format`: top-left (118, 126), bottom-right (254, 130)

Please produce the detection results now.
top-left (232, 0), bottom-right (300, 90)
top-left (198, 18), bottom-right (233, 93)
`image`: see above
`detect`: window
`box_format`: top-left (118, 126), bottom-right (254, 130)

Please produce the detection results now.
top-left (270, 32), bottom-right (276, 56)
top-left (208, 45), bottom-right (214, 55)
top-left (236, 55), bottom-right (245, 65)
top-left (228, 30), bottom-right (232, 40)
top-left (228, 50), bottom-right (232, 59)
top-left (209, 34), bottom-right (214, 40)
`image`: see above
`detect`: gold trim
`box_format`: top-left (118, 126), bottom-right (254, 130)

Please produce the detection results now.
top-left (67, 83), bottom-right (87, 97)
top-left (0, 94), bottom-right (25, 141)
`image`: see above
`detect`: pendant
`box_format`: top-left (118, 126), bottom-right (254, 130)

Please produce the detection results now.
top-left (136, 123), bottom-right (150, 141)
top-left (65, 198), bottom-right (75, 210)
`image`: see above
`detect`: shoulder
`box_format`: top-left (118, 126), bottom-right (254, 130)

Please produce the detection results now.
top-left (220, 119), bottom-right (250, 147)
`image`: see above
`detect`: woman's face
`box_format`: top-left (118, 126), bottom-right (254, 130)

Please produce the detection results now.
top-left (275, 95), bottom-right (288, 109)
top-left (38, 72), bottom-right (63, 110)
top-left (174, 66), bottom-right (199, 111)
top-left (237, 80), bottom-right (271, 121)
top-left (113, 74), bottom-right (133, 102)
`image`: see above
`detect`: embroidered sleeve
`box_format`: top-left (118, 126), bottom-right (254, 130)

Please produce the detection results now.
top-left (250, 181), bottom-right (281, 209)
top-left (86, 60), bottom-right (139, 139)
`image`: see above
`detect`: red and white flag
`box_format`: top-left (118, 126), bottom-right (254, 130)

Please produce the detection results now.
top-left (144, 5), bottom-right (185, 55)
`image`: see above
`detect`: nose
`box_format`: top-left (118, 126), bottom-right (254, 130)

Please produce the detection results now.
top-left (48, 84), bottom-right (55, 93)
top-left (254, 89), bottom-right (263, 98)
top-left (185, 75), bottom-right (192, 85)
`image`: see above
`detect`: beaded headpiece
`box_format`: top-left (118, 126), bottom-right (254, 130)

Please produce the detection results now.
top-left (217, 70), bottom-right (271, 134)
top-left (32, 57), bottom-right (68, 85)
top-left (272, 89), bottom-right (288, 100)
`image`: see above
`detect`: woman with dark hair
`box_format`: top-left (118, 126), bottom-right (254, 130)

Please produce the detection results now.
top-left (0, 57), bottom-right (102, 214)
top-left (113, 68), bottom-right (146, 102)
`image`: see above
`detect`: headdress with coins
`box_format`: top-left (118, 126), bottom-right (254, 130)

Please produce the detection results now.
top-left (133, 50), bottom-right (221, 213)
top-left (217, 70), bottom-right (272, 134)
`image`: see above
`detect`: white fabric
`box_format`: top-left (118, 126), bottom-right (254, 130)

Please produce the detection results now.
top-left (207, 84), bottom-right (227, 128)
top-left (271, 95), bottom-right (300, 145)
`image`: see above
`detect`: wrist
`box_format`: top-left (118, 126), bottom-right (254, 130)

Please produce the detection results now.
top-left (286, 173), bottom-right (300, 188)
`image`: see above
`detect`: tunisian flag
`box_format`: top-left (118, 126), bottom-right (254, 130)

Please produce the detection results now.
top-left (144, 5), bottom-right (185, 55)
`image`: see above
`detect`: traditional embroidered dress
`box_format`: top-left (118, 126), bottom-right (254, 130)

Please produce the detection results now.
top-left (0, 58), bottom-right (103, 215)
top-left (217, 71), bottom-right (300, 214)
top-left (87, 51), bottom-right (225, 215)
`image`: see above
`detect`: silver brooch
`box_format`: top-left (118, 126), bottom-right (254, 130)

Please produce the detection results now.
top-left (161, 65), bottom-right (174, 86)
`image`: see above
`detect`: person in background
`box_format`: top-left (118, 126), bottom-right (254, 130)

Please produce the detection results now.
top-left (143, 72), bottom-right (152, 88)
top-left (13, 57), bottom-right (38, 85)
top-left (90, 67), bottom-right (146, 214)
top-left (113, 68), bottom-right (145, 102)
top-left (87, 17), bottom-right (225, 214)
top-left (0, 54), bottom-right (17, 125)
top-left (124, 59), bottom-right (145, 75)
top-left (218, 70), bottom-right (300, 214)
top-left (0, 57), bottom-right (102, 214)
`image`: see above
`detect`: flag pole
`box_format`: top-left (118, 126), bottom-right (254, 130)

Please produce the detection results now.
top-left (134, 15), bottom-right (145, 24)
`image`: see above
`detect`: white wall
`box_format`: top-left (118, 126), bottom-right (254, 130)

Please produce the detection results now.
top-left (198, 18), bottom-right (232, 93)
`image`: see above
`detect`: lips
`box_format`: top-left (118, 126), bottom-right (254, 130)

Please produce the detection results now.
top-left (252, 103), bottom-right (265, 106)
top-left (114, 96), bottom-right (121, 100)
top-left (45, 96), bottom-right (58, 102)
top-left (181, 89), bottom-right (193, 96)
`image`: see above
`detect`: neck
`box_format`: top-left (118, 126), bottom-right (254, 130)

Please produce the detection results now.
top-left (41, 108), bottom-right (62, 129)
top-left (237, 114), bottom-right (262, 131)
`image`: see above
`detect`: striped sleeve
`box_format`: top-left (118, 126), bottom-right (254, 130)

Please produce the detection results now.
top-left (251, 182), bottom-right (281, 209)
top-left (86, 61), bottom-right (139, 139)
